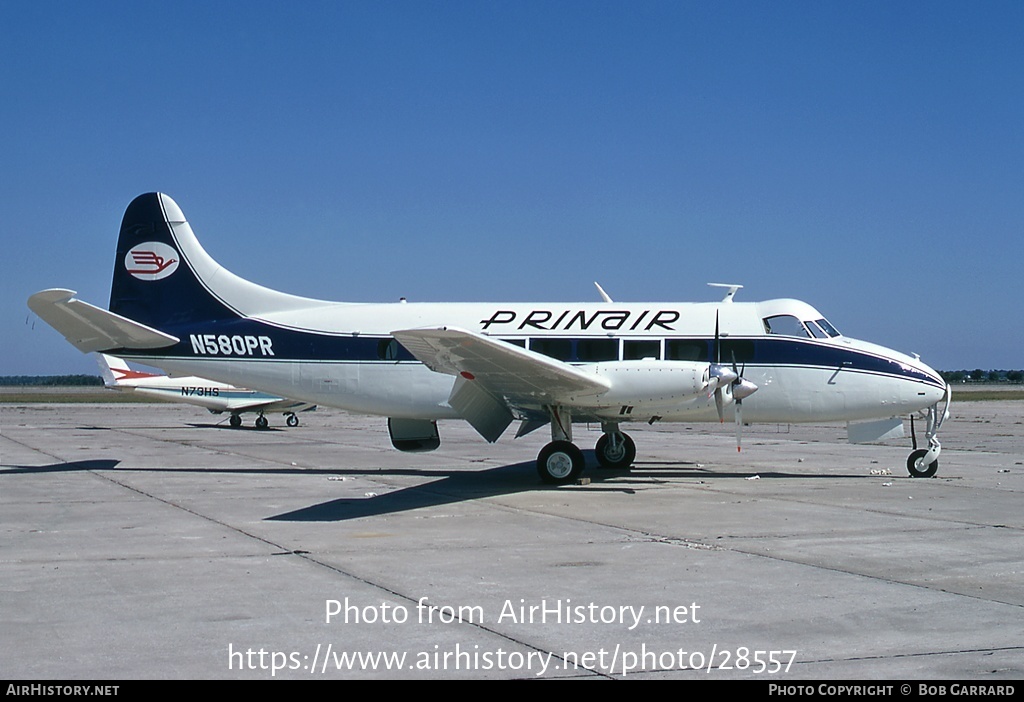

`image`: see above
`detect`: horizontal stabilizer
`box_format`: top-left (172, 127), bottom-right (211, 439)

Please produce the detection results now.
top-left (28, 289), bottom-right (179, 353)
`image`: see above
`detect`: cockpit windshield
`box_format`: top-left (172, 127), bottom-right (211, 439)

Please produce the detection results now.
top-left (764, 315), bottom-right (809, 337)
top-left (763, 315), bottom-right (842, 338)
top-left (812, 318), bottom-right (841, 338)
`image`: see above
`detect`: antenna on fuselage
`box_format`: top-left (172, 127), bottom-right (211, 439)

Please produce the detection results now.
top-left (708, 283), bottom-right (743, 303)
top-left (594, 281), bottom-right (614, 303)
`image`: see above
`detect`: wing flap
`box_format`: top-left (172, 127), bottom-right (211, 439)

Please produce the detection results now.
top-left (447, 376), bottom-right (514, 442)
top-left (28, 289), bottom-right (179, 353)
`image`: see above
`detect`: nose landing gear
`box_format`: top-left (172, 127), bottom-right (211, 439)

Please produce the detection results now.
top-left (907, 384), bottom-right (951, 478)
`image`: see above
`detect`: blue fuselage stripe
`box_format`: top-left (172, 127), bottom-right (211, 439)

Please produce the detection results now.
top-left (113, 319), bottom-right (942, 389)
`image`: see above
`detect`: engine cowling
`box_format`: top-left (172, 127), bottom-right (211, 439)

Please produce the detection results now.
top-left (582, 361), bottom-right (709, 405)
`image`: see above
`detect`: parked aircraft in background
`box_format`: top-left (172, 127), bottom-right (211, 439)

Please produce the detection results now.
top-left (94, 353), bottom-right (314, 429)
top-left (28, 193), bottom-right (950, 484)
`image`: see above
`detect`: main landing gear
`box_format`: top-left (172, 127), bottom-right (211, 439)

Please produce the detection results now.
top-left (906, 385), bottom-right (951, 478)
top-left (595, 426), bottom-right (636, 469)
top-left (227, 412), bottom-right (300, 429)
top-left (537, 441), bottom-right (586, 484)
top-left (535, 410), bottom-right (635, 485)
top-left (228, 413), bottom-right (267, 429)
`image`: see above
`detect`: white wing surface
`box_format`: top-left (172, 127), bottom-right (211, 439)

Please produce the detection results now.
top-left (391, 327), bottom-right (610, 408)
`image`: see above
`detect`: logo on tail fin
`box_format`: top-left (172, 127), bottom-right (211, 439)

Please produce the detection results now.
top-left (125, 242), bottom-right (179, 280)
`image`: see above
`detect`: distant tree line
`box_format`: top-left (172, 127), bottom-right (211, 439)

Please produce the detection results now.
top-left (0, 375), bottom-right (103, 386)
top-left (941, 370), bottom-right (1024, 383)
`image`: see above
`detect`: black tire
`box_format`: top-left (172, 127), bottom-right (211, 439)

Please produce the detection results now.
top-left (537, 441), bottom-right (585, 485)
top-left (907, 448), bottom-right (938, 478)
top-left (255, 415), bottom-right (269, 430)
top-left (229, 414), bottom-right (242, 429)
top-left (595, 432), bottom-right (636, 469)
top-left (286, 414), bottom-right (299, 427)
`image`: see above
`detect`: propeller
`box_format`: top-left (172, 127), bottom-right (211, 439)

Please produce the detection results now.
top-left (730, 355), bottom-right (758, 451)
top-left (707, 312), bottom-right (735, 422)
top-left (708, 310), bottom-right (759, 451)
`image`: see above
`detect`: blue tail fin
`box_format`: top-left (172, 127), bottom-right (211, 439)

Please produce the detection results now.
top-left (109, 193), bottom-right (237, 331)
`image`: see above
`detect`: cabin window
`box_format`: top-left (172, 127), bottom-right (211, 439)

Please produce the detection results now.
top-left (623, 339), bottom-right (661, 360)
top-left (763, 315), bottom-right (811, 338)
top-left (576, 338), bottom-right (619, 362)
top-left (719, 339), bottom-right (756, 364)
top-left (666, 339), bottom-right (707, 361)
top-left (377, 338), bottom-right (400, 360)
top-left (528, 338), bottom-right (619, 362)
top-left (530, 338), bottom-right (573, 361)
top-left (501, 338), bottom-right (527, 348)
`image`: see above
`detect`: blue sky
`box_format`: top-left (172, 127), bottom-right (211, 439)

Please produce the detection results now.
top-left (3, 1), bottom-right (1022, 375)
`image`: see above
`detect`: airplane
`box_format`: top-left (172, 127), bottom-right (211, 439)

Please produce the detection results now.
top-left (27, 192), bottom-right (951, 485)
top-left (94, 353), bottom-right (315, 429)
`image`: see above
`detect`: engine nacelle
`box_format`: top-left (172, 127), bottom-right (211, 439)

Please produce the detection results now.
top-left (583, 361), bottom-right (708, 405)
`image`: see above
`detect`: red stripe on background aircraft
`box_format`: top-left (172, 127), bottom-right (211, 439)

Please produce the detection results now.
top-left (94, 353), bottom-right (314, 429)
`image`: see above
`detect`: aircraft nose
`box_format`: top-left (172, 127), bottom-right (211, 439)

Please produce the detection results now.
top-left (922, 379), bottom-right (947, 405)
top-left (919, 359), bottom-right (944, 389)
top-left (909, 358), bottom-right (948, 405)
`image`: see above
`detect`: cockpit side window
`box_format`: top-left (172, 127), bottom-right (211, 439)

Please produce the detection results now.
top-left (763, 315), bottom-right (811, 337)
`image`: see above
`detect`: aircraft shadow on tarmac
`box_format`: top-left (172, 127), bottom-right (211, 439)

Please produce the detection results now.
top-left (1, 456), bottom-right (867, 523)
top-left (185, 422), bottom-right (285, 431)
top-left (1, 459), bottom-right (122, 474)
top-left (266, 458), bottom-right (868, 522)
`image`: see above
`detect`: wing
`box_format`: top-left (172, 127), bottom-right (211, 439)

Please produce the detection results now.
top-left (28, 289), bottom-right (178, 353)
top-left (392, 326), bottom-right (610, 402)
top-left (223, 397), bottom-right (316, 413)
top-left (392, 326), bottom-right (611, 442)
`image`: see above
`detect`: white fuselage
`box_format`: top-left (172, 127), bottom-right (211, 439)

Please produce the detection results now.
top-left (130, 297), bottom-right (946, 427)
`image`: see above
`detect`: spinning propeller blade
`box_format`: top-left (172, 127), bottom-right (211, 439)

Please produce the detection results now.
top-left (709, 310), bottom-right (759, 440)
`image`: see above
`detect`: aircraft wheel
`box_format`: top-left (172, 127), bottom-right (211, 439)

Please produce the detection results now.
top-left (255, 415), bottom-right (269, 430)
top-left (907, 449), bottom-right (937, 478)
top-left (229, 414), bottom-right (242, 429)
top-left (286, 414), bottom-right (299, 427)
top-left (595, 432), bottom-right (636, 469)
top-left (537, 441), bottom-right (585, 485)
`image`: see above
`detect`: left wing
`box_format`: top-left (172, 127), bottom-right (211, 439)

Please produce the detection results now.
top-left (392, 326), bottom-right (612, 442)
top-left (221, 396), bottom-right (315, 413)
top-left (392, 326), bottom-right (610, 403)
top-left (395, 327), bottom-right (718, 443)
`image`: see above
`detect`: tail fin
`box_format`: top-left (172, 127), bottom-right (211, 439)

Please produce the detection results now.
top-left (95, 353), bottom-right (124, 385)
top-left (94, 353), bottom-right (161, 387)
top-left (109, 193), bottom-right (237, 330)
top-left (109, 193), bottom-right (327, 333)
